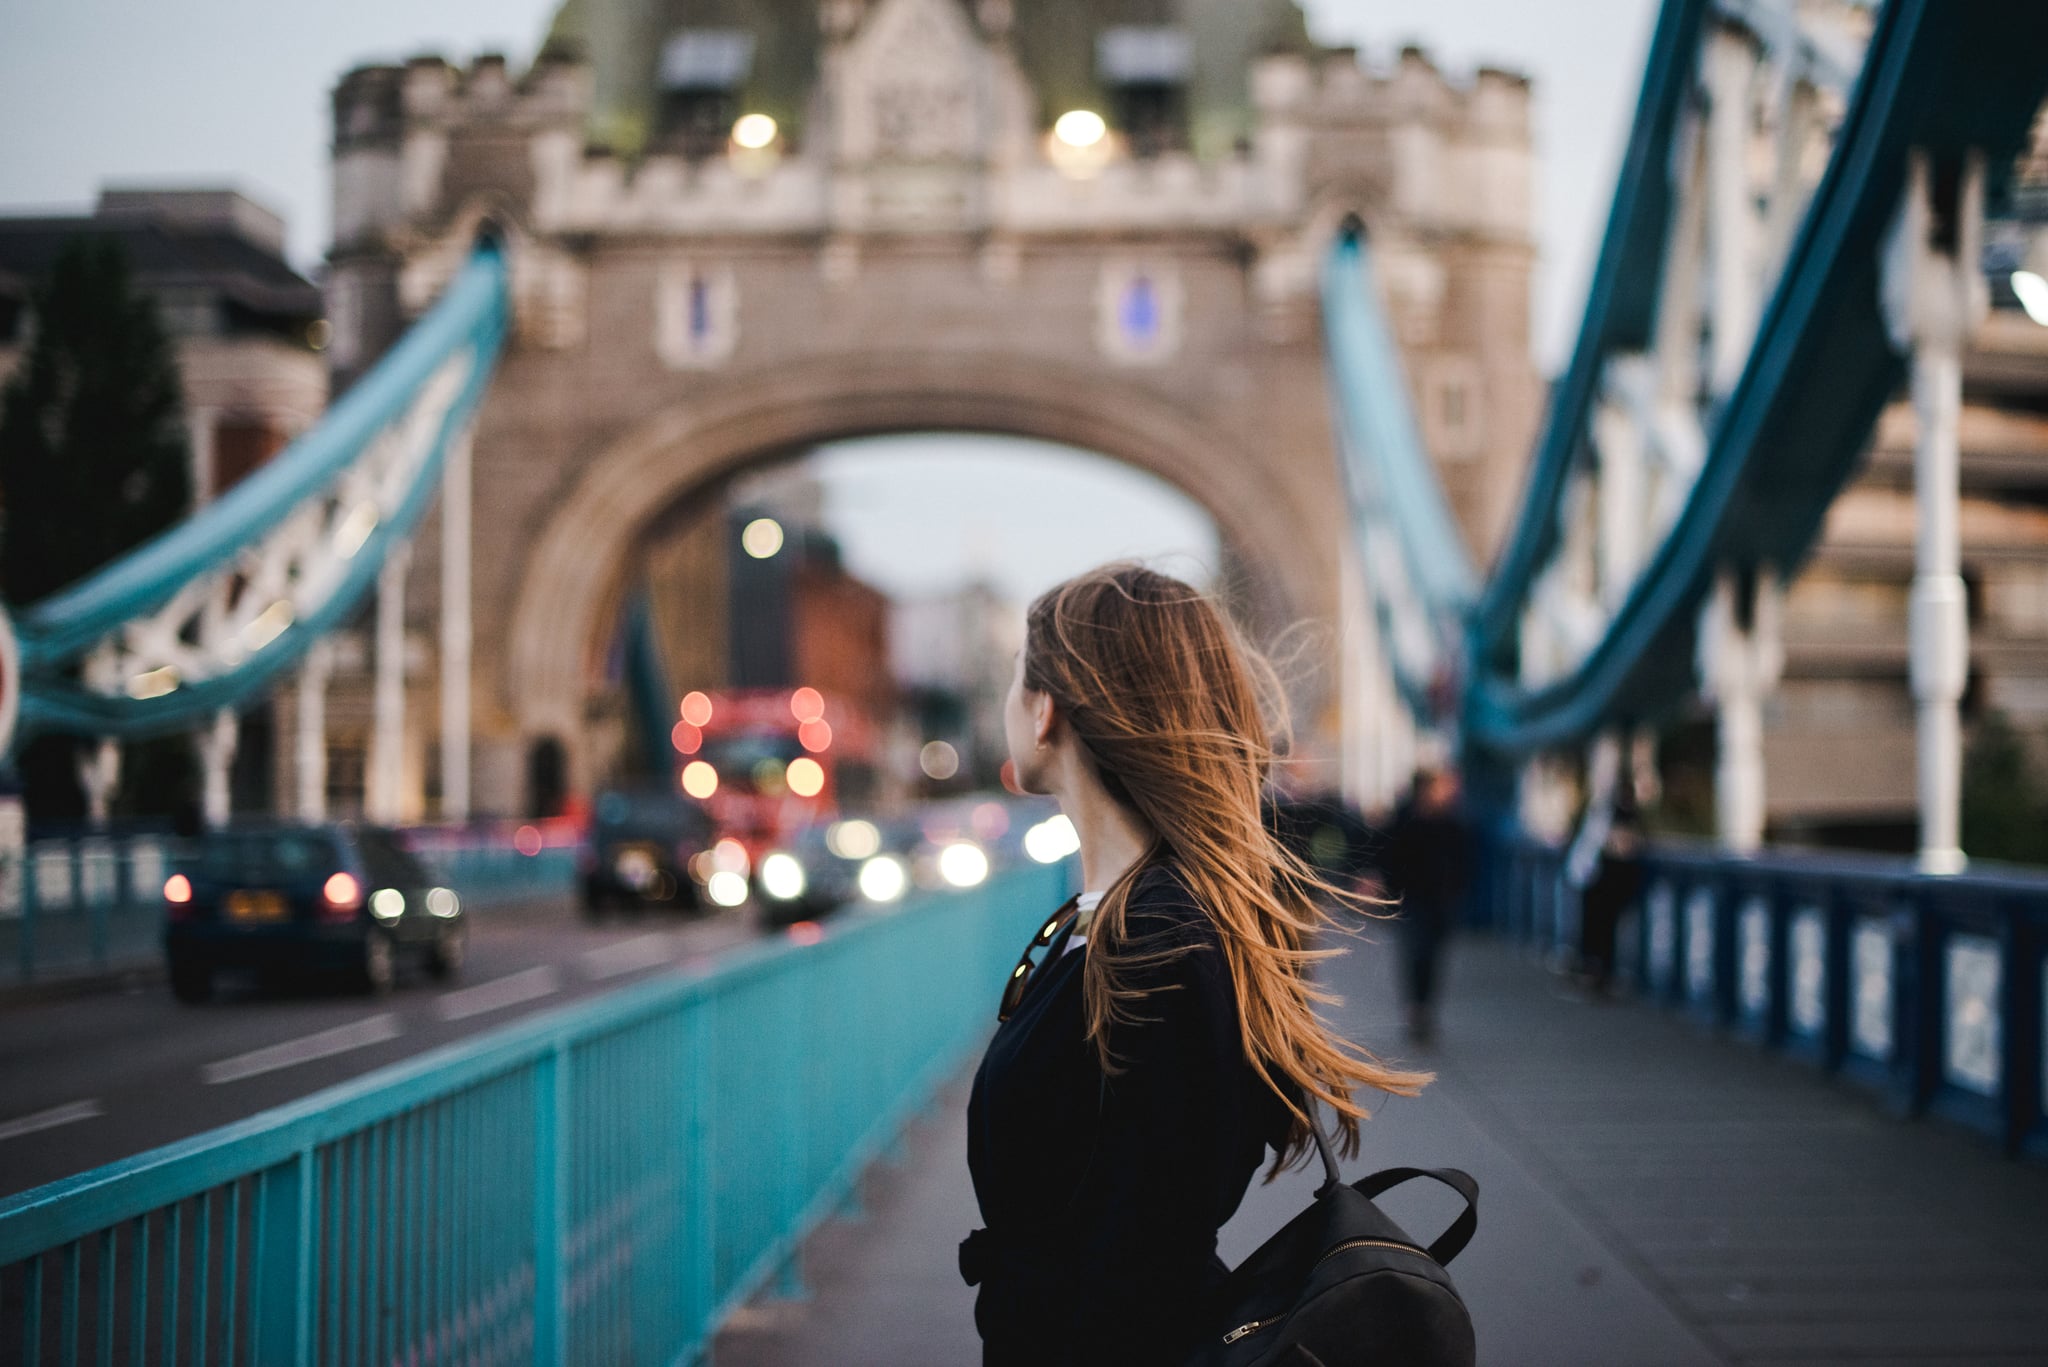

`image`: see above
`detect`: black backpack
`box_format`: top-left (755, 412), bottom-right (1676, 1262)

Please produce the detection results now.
top-left (1186, 1122), bottom-right (1478, 1367)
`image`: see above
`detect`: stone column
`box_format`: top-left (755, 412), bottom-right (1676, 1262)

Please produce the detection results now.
top-left (441, 428), bottom-right (473, 823)
top-left (1882, 151), bottom-right (1986, 874)
top-left (297, 639), bottom-right (333, 822)
top-left (369, 544), bottom-right (412, 825)
top-left (198, 709), bottom-right (238, 829)
top-left (1698, 570), bottom-right (1782, 855)
top-left (78, 738), bottom-right (120, 829)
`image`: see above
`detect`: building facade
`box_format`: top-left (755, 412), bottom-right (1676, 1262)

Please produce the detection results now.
top-left (327, 0), bottom-right (1543, 817)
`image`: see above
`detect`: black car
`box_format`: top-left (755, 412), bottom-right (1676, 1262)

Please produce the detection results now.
top-left (163, 825), bottom-right (467, 1002)
top-left (581, 787), bottom-right (716, 918)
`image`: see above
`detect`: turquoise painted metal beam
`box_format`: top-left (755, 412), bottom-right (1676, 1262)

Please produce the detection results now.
top-left (1465, 0), bottom-right (2048, 756)
top-left (9, 243), bottom-right (510, 746)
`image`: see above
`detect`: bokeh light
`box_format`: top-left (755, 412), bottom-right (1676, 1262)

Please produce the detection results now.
top-left (858, 854), bottom-right (908, 902)
top-left (938, 841), bottom-right (990, 888)
top-left (919, 740), bottom-right (960, 781)
top-left (798, 718), bottom-right (833, 752)
top-left (682, 761), bottom-right (719, 799)
top-left (827, 819), bottom-right (880, 860)
top-left (786, 757), bottom-right (825, 797)
top-left (707, 870), bottom-right (749, 907)
top-left (671, 720), bottom-right (702, 754)
top-left (1053, 109), bottom-right (1107, 148)
top-left (741, 517), bottom-right (785, 558)
top-left (731, 113), bottom-right (779, 151)
top-left (680, 691), bottom-right (714, 726)
top-left (790, 686), bottom-right (825, 721)
top-left (1023, 814), bottom-right (1080, 864)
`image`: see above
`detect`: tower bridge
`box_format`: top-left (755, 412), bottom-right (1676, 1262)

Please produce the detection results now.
top-left (314, 0), bottom-right (1541, 817)
top-left (5, 2), bottom-right (2048, 1361)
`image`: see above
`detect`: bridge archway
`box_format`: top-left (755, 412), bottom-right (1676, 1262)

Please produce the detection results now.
top-left (503, 350), bottom-right (1345, 793)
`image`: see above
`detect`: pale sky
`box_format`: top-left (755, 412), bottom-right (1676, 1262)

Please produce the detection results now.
top-left (0, 0), bottom-right (1661, 605)
top-left (0, 0), bottom-right (1658, 368)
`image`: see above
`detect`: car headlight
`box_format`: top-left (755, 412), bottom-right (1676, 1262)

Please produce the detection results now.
top-left (706, 870), bottom-right (750, 908)
top-left (858, 854), bottom-right (908, 903)
top-left (369, 888), bottom-right (405, 921)
top-left (614, 847), bottom-right (658, 890)
top-left (1023, 815), bottom-right (1080, 864)
top-left (938, 841), bottom-right (989, 888)
top-left (426, 887), bottom-right (461, 918)
top-left (761, 852), bottom-right (807, 901)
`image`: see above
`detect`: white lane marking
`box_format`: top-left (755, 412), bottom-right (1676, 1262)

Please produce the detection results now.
top-left (580, 933), bottom-right (676, 981)
top-left (437, 966), bottom-right (561, 1022)
top-left (0, 1099), bottom-right (105, 1143)
top-left (201, 1014), bottom-right (402, 1085)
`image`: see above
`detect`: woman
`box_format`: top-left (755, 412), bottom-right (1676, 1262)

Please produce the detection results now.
top-left (963, 564), bottom-right (1431, 1365)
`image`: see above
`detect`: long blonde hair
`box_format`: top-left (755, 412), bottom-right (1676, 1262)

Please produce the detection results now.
top-left (1023, 563), bottom-right (1431, 1174)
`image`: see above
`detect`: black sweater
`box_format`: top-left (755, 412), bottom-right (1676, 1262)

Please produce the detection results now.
top-left (966, 862), bottom-right (1294, 1365)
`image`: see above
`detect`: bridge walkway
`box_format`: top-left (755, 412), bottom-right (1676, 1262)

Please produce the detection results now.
top-left (712, 929), bottom-right (2048, 1367)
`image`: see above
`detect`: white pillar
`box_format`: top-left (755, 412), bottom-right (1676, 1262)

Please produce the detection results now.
top-left (1705, 26), bottom-right (1760, 396)
top-left (1882, 151), bottom-right (1986, 875)
top-left (1699, 570), bottom-right (1782, 855)
top-left (369, 544), bottom-right (411, 825)
top-left (198, 709), bottom-right (238, 829)
top-left (78, 738), bottom-right (120, 829)
top-left (187, 407), bottom-right (217, 505)
top-left (440, 428), bottom-right (474, 823)
top-left (296, 639), bottom-right (333, 822)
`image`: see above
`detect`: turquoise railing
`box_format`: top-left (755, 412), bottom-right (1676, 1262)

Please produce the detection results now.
top-left (0, 826), bottom-right (577, 988)
top-left (0, 860), bottom-right (1066, 1362)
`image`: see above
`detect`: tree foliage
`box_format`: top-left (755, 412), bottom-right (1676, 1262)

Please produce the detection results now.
top-left (1961, 709), bottom-right (2048, 867)
top-left (0, 235), bottom-right (196, 827)
top-left (0, 234), bottom-right (192, 606)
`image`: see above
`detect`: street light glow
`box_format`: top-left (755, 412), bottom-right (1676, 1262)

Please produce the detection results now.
top-left (1053, 110), bottom-right (1107, 148)
top-left (732, 113), bottom-right (779, 151)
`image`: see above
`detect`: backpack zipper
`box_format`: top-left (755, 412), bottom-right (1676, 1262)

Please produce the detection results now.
top-left (1221, 1318), bottom-right (1279, 1345)
top-left (1217, 1239), bottom-right (1429, 1346)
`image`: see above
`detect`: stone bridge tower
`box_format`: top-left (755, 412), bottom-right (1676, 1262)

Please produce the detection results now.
top-left (326, 0), bottom-right (1539, 816)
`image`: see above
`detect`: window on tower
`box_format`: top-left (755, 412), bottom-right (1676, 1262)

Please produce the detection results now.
top-left (657, 29), bottom-right (755, 160)
top-left (1097, 26), bottom-right (1192, 158)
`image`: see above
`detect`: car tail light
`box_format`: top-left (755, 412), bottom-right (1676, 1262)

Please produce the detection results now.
top-left (164, 873), bottom-right (194, 921)
top-left (322, 871), bottom-right (363, 919)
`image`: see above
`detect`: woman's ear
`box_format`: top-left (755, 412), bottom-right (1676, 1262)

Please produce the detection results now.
top-left (1033, 691), bottom-right (1058, 750)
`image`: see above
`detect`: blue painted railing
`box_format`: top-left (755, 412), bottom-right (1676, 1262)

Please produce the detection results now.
top-left (1496, 839), bottom-right (2048, 1158)
top-left (0, 836), bottom-right (174, 986)
top-left (0, 861), bottom-right (1066, 1363)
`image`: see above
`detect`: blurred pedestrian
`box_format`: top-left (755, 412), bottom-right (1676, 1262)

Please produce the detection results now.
top-left (962, 564), bottom-right (1432, 1366)
top-left (1571, 800), bottom-right (1643, 999)
top-left (1379, 767), bottom-right (1469, 1043)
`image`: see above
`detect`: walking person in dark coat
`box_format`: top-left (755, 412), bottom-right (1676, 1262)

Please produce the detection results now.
top-left (963, 564), bottom-right (1432, 1366)
top-left (1573, 802), bottom-right (1644, 998)
top-left (1378, 767), bottom-right (1469, 1043)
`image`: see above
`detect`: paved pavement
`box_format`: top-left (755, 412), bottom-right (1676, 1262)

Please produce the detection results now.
top-left (713, 925), bottom-right (2048, 1367)
top-left (0, 896), bottom-right (759, 1198)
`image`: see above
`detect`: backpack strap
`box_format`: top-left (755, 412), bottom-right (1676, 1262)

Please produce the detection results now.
top-left (1353, 1167), bottom-right (1480, 1266)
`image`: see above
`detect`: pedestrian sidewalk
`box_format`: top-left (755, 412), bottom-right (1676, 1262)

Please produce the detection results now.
top-left (713, 930), bottom-right (2048, 1367)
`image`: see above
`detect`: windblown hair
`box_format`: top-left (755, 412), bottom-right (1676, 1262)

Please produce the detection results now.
top-left (1023, 563), bottom-right (1431, 1175)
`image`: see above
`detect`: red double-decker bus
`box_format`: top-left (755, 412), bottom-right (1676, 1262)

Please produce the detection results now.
top-left (670, 686), bottom-right (879, 859)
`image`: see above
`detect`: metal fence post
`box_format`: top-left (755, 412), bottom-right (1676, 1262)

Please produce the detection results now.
top-left (250, 1148), bottom-right (316, 1367)
top-left (533, 1045), bottom-right (569, 1366)
top-left (20, 848), bottom-right (37, 982)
